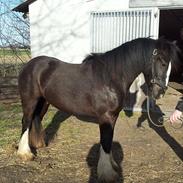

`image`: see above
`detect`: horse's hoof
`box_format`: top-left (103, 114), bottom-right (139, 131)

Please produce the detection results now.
top-left (97, 162), bottom-right (119, 183)
top-left (17, 151), bottom-right (35, 161)
top-left (97, 147), bottom-right (119, 182)
top-left (33, 141), bottom-right (46, 149)
top-left (98, 169), bottom-right (119, 183)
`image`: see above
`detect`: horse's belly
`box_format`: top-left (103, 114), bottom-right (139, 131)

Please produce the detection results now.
top-left (44, 88), bottom-right (95, 116)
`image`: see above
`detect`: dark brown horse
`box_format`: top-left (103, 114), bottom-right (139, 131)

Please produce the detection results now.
top-left (17, 38), bottom-right (181, 182)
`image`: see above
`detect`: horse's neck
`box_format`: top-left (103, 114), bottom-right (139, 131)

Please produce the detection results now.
top-left (124, 59), bottom-right (145, 91)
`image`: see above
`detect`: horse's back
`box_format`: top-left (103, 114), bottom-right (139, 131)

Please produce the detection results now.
top-left (19, 56), bottom-right (61, 76)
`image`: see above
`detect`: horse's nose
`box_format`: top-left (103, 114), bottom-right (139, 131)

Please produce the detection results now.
top-left (163, 86), bottom-right (168, 93)
top-left (159, 86), bottom-right (167, 97)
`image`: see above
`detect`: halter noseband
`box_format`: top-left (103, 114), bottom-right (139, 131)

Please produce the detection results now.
top-left (151, 49), bottom-right (168, 92)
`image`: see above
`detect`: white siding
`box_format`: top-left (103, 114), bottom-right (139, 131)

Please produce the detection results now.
top-left (29, 0), bottom-right (129, 63)
top-left (130, 0), bottom-right (183, 8)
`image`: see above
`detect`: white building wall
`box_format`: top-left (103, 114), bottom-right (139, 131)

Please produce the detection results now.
top-left (29, 0), bottom-right (129, 63)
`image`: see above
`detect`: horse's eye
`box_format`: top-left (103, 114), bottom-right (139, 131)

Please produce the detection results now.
top-left (162, 63), bottom-right (166, 67)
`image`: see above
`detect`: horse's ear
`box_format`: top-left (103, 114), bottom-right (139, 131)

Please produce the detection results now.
top-left (158, 36), bottom-right (166, 43)
top-left (156, 37), bottom-right (173, 53)
top-left (156, 37), bottom-right (165, 46)
top-left (172, 40), bottom-right (177, 45)
top-left (170, 40), bottom-right (182, 54)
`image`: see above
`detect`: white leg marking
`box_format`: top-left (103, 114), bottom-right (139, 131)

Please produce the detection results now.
top-left (97, 146), bottom-right (118, 182)
top-left (166, 62), bottom-right (172, 86)
top-left (17, 129), bottom-right (31, 155)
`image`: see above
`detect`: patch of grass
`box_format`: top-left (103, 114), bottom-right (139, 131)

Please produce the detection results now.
top-left (0, 103), bottom-right (22, 147)
top-left (0, 49), bottom-right (30, 77)
top-left (120, 110), bottom-right (143, 119)
top-left (0, 49), bottom-right (30, 57)
top-left (42, 107), bottom-right (59, 128)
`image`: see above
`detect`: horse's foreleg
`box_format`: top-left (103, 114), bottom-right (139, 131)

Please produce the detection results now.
top-left (97, 119), bottom-right (119, 182)
top-left (29, 101), bottom-right (49, 149)
top-left (17, 97), bottom-right (41, 161)
top-left (29, 116), bottom-right (45, 149)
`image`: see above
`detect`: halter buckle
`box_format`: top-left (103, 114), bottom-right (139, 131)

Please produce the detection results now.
top-left (152, 49), bottom-right (158, 56)
top-left (150, 78), bottom-right (156, 84)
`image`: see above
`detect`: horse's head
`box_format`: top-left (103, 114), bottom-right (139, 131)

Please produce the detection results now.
top-left (145, 39), bottom-right (179, 100)
top-left (149, 48), bottom-right (171, 99)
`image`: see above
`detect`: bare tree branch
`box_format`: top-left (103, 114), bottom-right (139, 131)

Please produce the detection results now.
top-left (0, 0), bottom-right (30, 77)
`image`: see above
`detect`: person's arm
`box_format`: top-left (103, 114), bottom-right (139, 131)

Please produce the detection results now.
top-left (170, 97), bottom-right (183, 124)
top-left (170, 109), bottom-right (182, 123)
top-left (175, 98), bottom-right (183, 112)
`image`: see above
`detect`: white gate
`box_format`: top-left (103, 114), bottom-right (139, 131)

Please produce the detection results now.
top-left (90, 8), bottom-right (159, 53)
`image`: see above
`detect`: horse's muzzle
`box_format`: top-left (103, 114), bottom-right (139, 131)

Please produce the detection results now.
top-left (150, 83), bottom-right (167, 100)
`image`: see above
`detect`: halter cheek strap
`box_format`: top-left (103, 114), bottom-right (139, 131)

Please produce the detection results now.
top-left (151, 49), bottom-right (157, 81)
top-left (150, 78), bottom-right (168, 91)
top-left (151, 49), bottom-right (168, 92)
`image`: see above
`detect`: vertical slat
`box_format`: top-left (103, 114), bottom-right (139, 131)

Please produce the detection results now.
top-left (112, 12), bottom-right (114, 49)
top-left (139, 11), bottom-right (143, 37)
top-left (124, 11), bottom-right (128, 43)
top-left (99, 13), bottom-right (102, 52)
top-left (146, 11), bottom-right (150, 37)
top-left (108, 12), bottom-right (111, 50)
top-left (122, 12), bottom-right (126, 43)
top-left (121, 12), bottom-right (123, 44)
top-left (103, 12), bottom-right (107, 52)
top-left (132, 11), bottom-right (135, 40)
top-left (90, 12), bottom-right (94, 52)
top-left (117, 12), bottom-right (121, 46)
top-left (114, 12), bottom-right (118, 48)
top-left (136, 11), bottom-right (139, 38)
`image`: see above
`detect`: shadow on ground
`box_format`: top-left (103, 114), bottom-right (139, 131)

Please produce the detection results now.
top-left (44, 111), bottom-right (71, 146)
top-left (136, 99), bottom-right (183, 162)
top-left (44, 110), bottom-right (124, 182)
top-left (86, 142), bottom-right (124, 183)
top-left (44, 110), bottom-right (100, 146)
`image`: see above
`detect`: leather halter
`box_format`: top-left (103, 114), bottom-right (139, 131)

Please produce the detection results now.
top-left (150, 49), bottom-right (168, 92)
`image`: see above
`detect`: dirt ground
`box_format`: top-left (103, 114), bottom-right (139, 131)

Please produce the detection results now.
top-left (0, 87), bottom-right (183, 183)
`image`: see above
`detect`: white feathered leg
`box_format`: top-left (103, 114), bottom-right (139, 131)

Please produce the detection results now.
top-left (17, 129), bottom-right (34, 161)
top-left (97, 146), bottom-right (118, 182)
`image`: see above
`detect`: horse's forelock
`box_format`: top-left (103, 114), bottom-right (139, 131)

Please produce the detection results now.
top-left (156, 38), bottom-right (183, 71)
top-left (169, 41), bottom-right (183, 73)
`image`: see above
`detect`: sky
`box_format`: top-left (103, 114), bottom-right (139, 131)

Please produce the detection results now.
top-left (0, 0), bottom-right (30, 47)
top-left (12, 0), bottom-right (24, 9)
top-left (2, 0), bottom-right (23, 9)
top-left (0, 0), bottom-right (23, 12)
top-left (0, 0), bottom-right (24, 17)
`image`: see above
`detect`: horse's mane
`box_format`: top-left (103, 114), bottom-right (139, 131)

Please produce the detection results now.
top-left (82, 37), bottom-right (183, 84)
top-left (82, 38), bottom-right (156, 82)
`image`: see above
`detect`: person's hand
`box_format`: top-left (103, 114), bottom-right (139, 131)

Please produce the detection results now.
top-left (170, 110), bottom-right (182, 124)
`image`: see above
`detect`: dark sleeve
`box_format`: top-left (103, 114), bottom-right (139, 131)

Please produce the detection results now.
top-left (175, 97), bottom-right (183, 112)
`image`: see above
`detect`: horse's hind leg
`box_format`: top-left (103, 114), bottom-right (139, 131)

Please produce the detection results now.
top-left (97, 113), bottom-right (119, 182)
top-left (29, 97), bottom-right (49, 149)
top-left (17, 98), bottom-right (38, 161)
